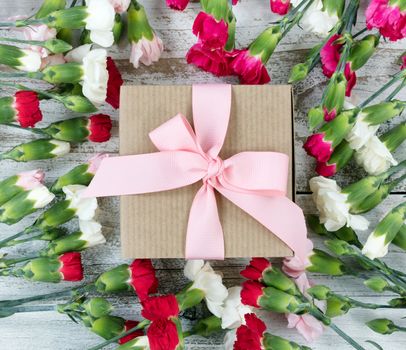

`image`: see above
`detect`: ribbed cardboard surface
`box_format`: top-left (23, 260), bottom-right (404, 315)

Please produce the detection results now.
top-left (120, 85), bottom-right (294, 258)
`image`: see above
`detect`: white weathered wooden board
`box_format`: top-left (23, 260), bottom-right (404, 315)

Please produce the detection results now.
top-left (0, 0), bottom-right (405, 349)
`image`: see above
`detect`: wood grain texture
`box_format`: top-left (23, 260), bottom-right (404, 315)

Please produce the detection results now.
top-left (0, 0), bottom-right (405, 349)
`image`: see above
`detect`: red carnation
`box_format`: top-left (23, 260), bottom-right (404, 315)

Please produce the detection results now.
top-left (118, 320), bottom-right (144, 345)
top-left (303, 133), bottom-right (333, 163)
top-left (270, 0), bottom-right (291, 15)
top-left (192, 12), bottom-right (229, 49)
top-left (141, 295), bottom-right (179, 321)
top-left (166, 0), bottom-right (190, 11)
top-left (147, 319), bottom-right (180, 350)
top-left (58, 252), bottom-right (83, 281)
top-left (106, 57), bottom-right (123, 109)
top-left (230, 49), bottom-right (271, 85)
top-left (88, 114), bottom-right (112, 143)
top-left (186, 43), bottom-right (232, 77)
top-left (13, 91), bottom-right (43, 127)
top-left (129, 259), bottom-right (158, 301)
top-left (240, 281), bottom-right (264, 308)
top-left (320, 34), bottom-right (356, 97)
top-left (240, 258), bottom-right (271, 281)
top-left (316, 161), bottom-right (337, 177)
top-left (234, 314), bottom-right (266, 350)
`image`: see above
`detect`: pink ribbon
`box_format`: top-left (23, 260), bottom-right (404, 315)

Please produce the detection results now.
top-left (84, 85), bottom-right (307, 260)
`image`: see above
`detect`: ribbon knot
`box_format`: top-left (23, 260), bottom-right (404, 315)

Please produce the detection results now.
top-left (84, 84), bottom-right (308, 260)
top-left (205, 157), bottom-right (224, 183)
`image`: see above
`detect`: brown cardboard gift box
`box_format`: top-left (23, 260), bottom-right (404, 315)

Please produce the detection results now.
top-left (120, 85), bottom-right (294, 258)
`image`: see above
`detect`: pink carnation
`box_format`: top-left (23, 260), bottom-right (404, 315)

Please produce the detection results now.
top-left (186, 43), bottom-right (232, 76)
top-left (166, 0), bottom-right (190, 11)
top-left (108, 0), bottom-right (131, 13)
top-left (230, 49), bottom-right (271, 84)
top-left (366, 0), bottom-right (406, 41)
top-left (303, 133), bottom-right (333, 163)
top-left (16, 170), bottom-right (45, 191)
top-left (286, 274), bottom-right (324, 342)
top-left (130, 34), bottom-right (164, 68)
top-left (270, 0), bottom-right (291, 15)
top-left (282, 239), bottom-right (313, 278)
top-left (192, 12), bottom-right (228, 49)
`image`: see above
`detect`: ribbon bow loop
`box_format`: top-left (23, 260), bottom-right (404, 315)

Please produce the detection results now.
top-left (84, 84), bottom-right (308, 260)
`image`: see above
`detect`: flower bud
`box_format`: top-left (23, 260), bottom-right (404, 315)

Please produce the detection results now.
top-left (262, 267), bottom-right (299, 296)
top-left (324, 239), bottom-right (353, 256)
top-left (289, 62), bottom-right (309, 83)
top-left (348, 34), bottom-right (380, 71)
top-left (263, 333), bottom-right (312, 350)
top-left (249, 26), bottom-right (282, 64)
top-left (392, 224), bottom-right (406, 251)
top-left (58, 95), bottom-right (97, 113)
top-left (41, 62), bottom-right (84, 84)
top-left (322, 72), bottom-right (347, 121)
top-left (91, 316), bottom-right (130, 340)
top-left (19, 252), bottom-right (83, 283)
top-left (43, 220), bottom-right (105, 256)
top-left (362, 202), bottom-right (406, 259)
top-left (95, 264), bottom-right (132, 293)
top-left (191, 315), bottom-right (222, 337)
top-left (366, 318), bottom-right (397, 335)
top-left (259, 286), bottom-right (302, 313)
top-left (37, 227), bottom-right (67, 241)
top-left (0, 184), bottom-right (55, 225)
top-left (116, 336), bottom-right (150, 350)
top-left (380, 122), bottom-right (406, 153)
top-left (0, 44), bottom-right (41, 72)
top-left (306, 249), bottom-right (346, 276)
top-left (1, 139), bottom-right (70, 162)
top-left (0, 170), bottom-right (44, 206)
top-left (83, 297), bottom-right (113, 318)
top-left (35, 0), bottom-right (66, 19)
top-left (325, 296), bottom-right (351, 317)
top-left (43, 38), bottom-right (72, 54)
top-left (113, 13), bottom-right (124, 43)
top-left (364, 277), bottom-right (389, 293)
top-left (307, 285), bottom-right (331, 300)
top-left (388, 298), bottom-right (406, 308)
top-left (51, 153), bottom-right (108, 193)
top-left (307, 106), bottom-right (325, 131)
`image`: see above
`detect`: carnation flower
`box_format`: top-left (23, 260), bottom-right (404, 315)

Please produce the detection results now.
top-left (230, 49), bottom-right (271, 84)
top-left (129, 259), bottom-right (159, 301)
top-left (58, 252), bottom-right (84, 281)
top-left (141, 295), bottom-right (180, 321)
top-left (270, 0), bottom-right (291, 15)
top-left (0, 91), bottom-right (43, 127)
top-left (108, 0), bottom-right (131, 14)
top-left (88, 114), bottom-right (113, 143)
top-left (233, 313), bottom-right (266, 350)
top-left (283, 239), bottom-right (314, 278)
top-left (309, 176), bottom-right (369, 231)
top-left (221, 286), bottom-right (252, 330)
top-left (192, 12), bottom-right (229, 49)
top-left (84, 0), bottom-right (116, 47)
top-left (186, 44), bottom-right (232, 76)
top-left (366, 0), bottom-right (406, 41)
top-left (106, 57), bottom-right (123, 109)
top-left (166, 0), bottom-right (190, 10)
top-left (355, 136), bottom-right (398, 175)
top-left (184, 260), bottom-right (228, 317)
top-left (62, 185), bottom-right (98, 221)
top-left (0, 44), bottom-right (42, 72)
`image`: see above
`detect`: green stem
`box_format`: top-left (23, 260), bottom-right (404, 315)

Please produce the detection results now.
top-left (1, 304), bottom-right (57, 313)
top-left (309, 307), bottom-right (366, 350)
top-left (0, 226), bottom-right (37, 248)
top-left (0, 284), bottom-right (94, 308)
top-left (87, 319), bottom-right (150, 350)
top-left (2, 233), bottom-right (45, 247)
top-left (397, 326), bottom-right (406, 332)
top-left (71, 0), bottom-right (78, 7)
top-left (352, 27), bottom-right (368, 39)
top-left (385, 78), bottom-right (406, 102)
top-left (0, 256), bottom-right (38, 269)
top-left (329, 322), bottom-right (366, 350)
top-left (0, 37), bottom-right (47, 48)
top-left (359, 70), bottom-right (406, 108)
top-left (280, 0), bottom-right (315, 39)
top-left (5, 123), bottom-right (48, 136)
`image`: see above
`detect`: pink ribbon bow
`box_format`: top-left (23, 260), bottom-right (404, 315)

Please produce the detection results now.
top-left (84, 85), bottom-right (307, 260)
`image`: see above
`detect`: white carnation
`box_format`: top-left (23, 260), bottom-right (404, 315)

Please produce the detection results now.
top-left (362, 234), bottom-right (389, 259)
top-left (27, 185), bottom-right (55, 209)
top-left (82, 49), bottom-right (108, 105)
top-left (79, 220), bottom-right (106, 247)
top-left (63, 185), bottom-right (98, 221)
top-left (85, 0), bottom-right (115, 47)
top-left (184, 260), bottom-right (228, 317)
top-left (355, 136), bottom-right (398, 175)
top-left (345, 113), bottom-right (379, 151)
top-left (309, 176), bottom-right (369, 232)
top-left (50, 140), bottom-right (71, 157)
top-left (221, 286), bottom-right (252, 330)
top-left (18, 49), bottom-right (42, 72)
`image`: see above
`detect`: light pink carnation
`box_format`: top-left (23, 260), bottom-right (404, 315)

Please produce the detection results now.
top-left (286, 274), bottom-right (324, 342)
top-left (130, 34), bottom-right (164, 68)
top-left (16, 170), bottom-right (45, 190)
top-left (282, 239), bottom-right (313, 278)
top-left (108, 0), bottom-right (131, 13)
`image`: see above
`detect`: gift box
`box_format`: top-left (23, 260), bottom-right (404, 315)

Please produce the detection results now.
top-left (114, 85), bottom-right (299, 259)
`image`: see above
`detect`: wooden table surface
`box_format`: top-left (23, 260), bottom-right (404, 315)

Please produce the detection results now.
top-left (0, 1), bottom-right (405, 349)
